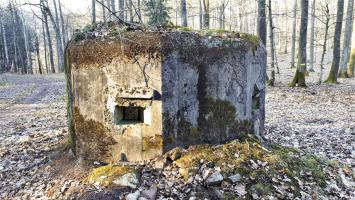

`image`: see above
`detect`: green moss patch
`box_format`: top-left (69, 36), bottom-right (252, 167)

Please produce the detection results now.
top-left (143, 135), bottom-right (163, 151)
top-left (87, 164), bottom-right (136, 187)
top-left (174, 139), bottom-right (343, 191)
top-left (73, 107), bottom-right (116, 162)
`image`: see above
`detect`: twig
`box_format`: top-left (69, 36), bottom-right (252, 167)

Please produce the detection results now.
top-left (95, 0), bottom-right (141, 29)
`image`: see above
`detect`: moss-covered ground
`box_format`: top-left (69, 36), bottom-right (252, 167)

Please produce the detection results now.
top-left (174, 139), bottom-right (349, 196)
top-left (87, 164), bottom-right (136, 187)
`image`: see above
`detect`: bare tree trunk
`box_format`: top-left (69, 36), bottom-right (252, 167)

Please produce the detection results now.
top-left (137, 0), bottom-right (141, 22)
top-left (268, 0), bottom-right (276, 86)
top-left (202, 0), bottom-right (209, 29)
top-left (42, 18), bottom-right (48, 73)
top-left (325, 0), bottom-right (345, 83)
top-left (92, 0), bottom-right (96, 24)
top-left (128, 0), bottom-right (133, 22)
top-left (10, 5), bottom-right (18, 73)
top-left (339, 0), bottom-right (354, 77)
top-left (0, 17), bottom-right (4, 71)
top-left (58, 0), bottom-right (66, 46)
top-left (21, 16), bottom-right (30, 74)
top-left (348, 48), bottom-right (355, 76)
top-left (119, 0), bottom-right (125, 20)
top-left (289, 0), bottom-right (309, 87)
top-left (229, 2), bottom-right (232, 31)
top-left (218, 1), bottom-right (225, 29)
top-left (111, 0), bottom-right (116, 16)
top-left (274, 41), bottom-right (280, 74)
top-left (257, 0), bottom-right (267, 46)
top-left (43, 11), bottom-right (55, 73)
top-left (319, 4), bottom-right (330, 83)
top-left (43, 0), bottom-right (64, 72)
top-left (181, 0), bottom-right (188, 27)
top-left (107, 0), bottom-right (111, 20)
top-left (199, 0), bottom-right (203, 29)
top-left (284, 6), bottom-right (289, 54)
top-left (0, 12), bottom-right (9, 69)
top-left (35, 33), bottom-right (43, 74)
top-left (239, 7), bottom-right (243, 31)
top-left (102, 0), bottom-right (107, 23)
top-left (309, 0), bottom-right (316, 72)
top-left (290, 0), bottom-right (297, 68)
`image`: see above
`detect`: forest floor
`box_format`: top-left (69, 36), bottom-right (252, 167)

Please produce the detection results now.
top-left (265, 54), bottom-right (355, 169)
top-left (0, 58), bottom-right (354, 199)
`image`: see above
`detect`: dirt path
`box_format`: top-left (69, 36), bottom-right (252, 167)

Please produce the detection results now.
top-left (0, 73), bottom-right (67, 199)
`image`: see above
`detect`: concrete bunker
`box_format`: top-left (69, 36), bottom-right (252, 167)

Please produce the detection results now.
top-left (66, 26), bottom-right (267, 162)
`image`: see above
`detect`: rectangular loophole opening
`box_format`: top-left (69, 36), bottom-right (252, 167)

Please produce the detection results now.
top-left (114, 106), bottom-right (147, 125)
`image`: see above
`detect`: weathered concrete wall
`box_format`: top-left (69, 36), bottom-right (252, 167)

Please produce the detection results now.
top-left (67, 33), bottom-right (164, 162)
top-left (161, 32), bottom-right (266, 149)
top-left (67, 30), bottom-right (266, 162)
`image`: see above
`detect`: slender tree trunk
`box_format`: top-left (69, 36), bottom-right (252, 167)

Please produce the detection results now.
top-left (257, 0), bottom-right (267, 46)
top-left (181, 0), bottom-right (188, 27)
top-left (348, 48), bottom-right (355, 76)
top-left (92, 0), bottom-right (96, 24)
top-left (119, 0), bottom-right (125, 20)
top-left (274, 41), bottom-right (280, 74)
top-left (21, 17), bottom-right (30, 74)
top-left (319, 5), bottom-right (330, 83)
top-left (58, 0), bottom-right (66, 46)
top-left (44, 0), bottom-right (64, 72)
top-left (229, 2), bottom-right (232, 31)
top-left (137, 0), bottom-right (141, 21)
top-left (106, 0), bottom-right (111, 20)
top-left (35, 33), bottom-right (43, 74)
top-left (42, 18), bottom-right (48, 73)
top-left (53, 0), bottom-right (63, 72)
top-left (66, 18), bottom-right (71, 41)
top-left (339, 0), bottom-right (354, 77)
top-left (268, 0), bottom-right (275, 86)
top-left (289, 0), bottom-right (309, 87)
top-left (0, 12), bottom-right (9, 69)
top-left (28, 32), bottom-right (33, 74)
top-left (102, 0), bottom-right (107, 23)
top-left (43, 11), bottom-right (55, 73)
top-left (284, 7), bottom-right (288, 54)
top-left (218, 1), bottom-right (225, 29)
top-left (290, 0), bottom-right (297, 68)
top-left (202, 0), bottom-right (209, 29)
top-left (239, 8), bottom-right (243, 31)
top-left (111, 0), bottom-right (116, 16)
top-left (0, 16), bottom-right (4, 71)
top-left (199, 0), bottom-right (203, 29)
top-left (309, 0), bottom-right (316, 72)
top-left (325, 0), bottom-right (345, 83)
top-left (16, 17), bottom-right (25, 74)
top-left (10, 5), bottom-right (18, 73)
top-left (128, 0), bottom-right (133, 22)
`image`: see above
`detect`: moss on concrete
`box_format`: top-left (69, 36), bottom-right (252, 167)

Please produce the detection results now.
top-left (87, 164), bottom-right (136, 186)
top-left (68, 32), bottom-right (163, 67)
top-left (143, 135), bottom-right (163, 151)
top-left (64, 44), bottom-right (76, 151)
top-left (70, 23), bottom-right (259, 69)
top-left (73, 107), bottom-right (116, 162)
top-left (199, 97), bottom-right (240, 143)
